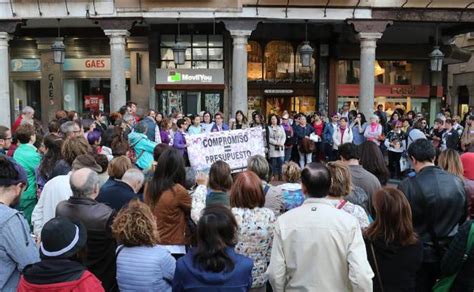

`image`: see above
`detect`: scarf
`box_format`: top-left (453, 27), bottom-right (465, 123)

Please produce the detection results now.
top-left (340, 126), bottom-right (346, 144)
top-left (370, 122), bottom-right (378, 133)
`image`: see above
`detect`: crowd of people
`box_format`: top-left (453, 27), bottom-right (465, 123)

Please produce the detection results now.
top-left (0, 101), bottom-right (473, 292)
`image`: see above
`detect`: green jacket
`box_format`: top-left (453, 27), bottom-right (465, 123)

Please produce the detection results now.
top-left (13, 143), bottom-right (41, 224)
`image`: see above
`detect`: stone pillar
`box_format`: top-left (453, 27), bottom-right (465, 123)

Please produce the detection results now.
top-left (0, 32), bottom-right (11, 127)
top-left (104, 29), bottom-right (130, 112)
top-left (128, 37), bottom-right (150, 116)
top-left (318, 44), bottom-right (329, 114)
top-left (358, 32), bottom-right (382, 119)
top-left (36, 38), bottom-right (64, 126)
top-left (224, 20), bottom-right (258, 117)
top-left (348, 20), bottom-right (391, 119)
top-left (230, 30), bottom-right (251, 116)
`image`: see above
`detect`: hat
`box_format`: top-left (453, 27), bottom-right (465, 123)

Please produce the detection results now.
top-left (40, 217), bottom-right (87, 259)
top-left (461, 152), bottom-right (474, 180)
top-left (0, 157), bottom-right (28, 187)
top-left (72, 154), bottom-right (102, 172)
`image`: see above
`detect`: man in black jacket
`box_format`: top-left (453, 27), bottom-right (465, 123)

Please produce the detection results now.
top-left (96, 168), bottom-right (144, 211)
top-left (56, 168), bottom-right (117, 291)
top-left (442, 118), bottom-right (460, 150)
top-left (398, 139), bottom-right (466, 292)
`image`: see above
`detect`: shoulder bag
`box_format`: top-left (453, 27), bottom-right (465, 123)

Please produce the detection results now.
top-left (370, 242), bottom-right (385, 292)
top-left (433, 222), bottom-right (474, 292)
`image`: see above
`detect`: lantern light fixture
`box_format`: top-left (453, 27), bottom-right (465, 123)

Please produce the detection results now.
top-left (172, 18), bottom-right (187, 66)
top-left (299, 20), bottom-right (314, 67)
top-left (429, 25), bottom-right (444, 72)
top-left (51, 19), bottom-right (65, 64)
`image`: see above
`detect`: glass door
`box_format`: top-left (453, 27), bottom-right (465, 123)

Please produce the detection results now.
top-left (12, 80), bottom-right (41, 120)
top-left (186, 91), bottom-right (201, 115)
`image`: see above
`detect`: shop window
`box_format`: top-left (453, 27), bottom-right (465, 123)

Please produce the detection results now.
top-left (63, 79), bottom-right (130, 115)
top-left (337, 60), bottom-right (429, 85)
top-left (247, 41), bottom-right (263, 81)
top-left (160, 91), bottom-right (222, 116)
top-left (264, 41), bottom-right (294, 82)
top-left (248, 95), bottom-right (263, 116)
top-left (337, 60), bottom-right (360, 84)
top-left (160, 34), bottom-right (224, 69)
top-left (295, 43), bottom-right (316, 83)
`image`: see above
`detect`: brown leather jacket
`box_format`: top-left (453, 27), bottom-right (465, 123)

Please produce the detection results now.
top-left (145, 184), bottom-right (192, 245)
top-left (55, 196), bottom-right (117, 291)
top-left (465, 179), bottom-right (474, 219)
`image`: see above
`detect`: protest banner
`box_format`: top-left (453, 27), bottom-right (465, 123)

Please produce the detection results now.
top-left (186, 127), bottom-right (265, 171)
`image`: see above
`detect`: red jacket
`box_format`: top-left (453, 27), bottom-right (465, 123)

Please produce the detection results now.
top-left (17, 270), bottom-right (104, 292)
top-left (11, 116), bottom-right (23, 133)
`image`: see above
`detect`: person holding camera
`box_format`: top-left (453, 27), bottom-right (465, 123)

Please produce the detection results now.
top-left (267, 114), bottom-right (286, 181)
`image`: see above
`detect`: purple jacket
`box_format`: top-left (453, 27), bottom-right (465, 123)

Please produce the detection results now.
top-left (160, 129), bottom-right (171, 145)
top-left (173, 131), bottom-right (187, 156)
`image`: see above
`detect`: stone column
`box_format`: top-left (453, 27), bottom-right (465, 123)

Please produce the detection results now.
top-left (318, 44), bottom-right (329, 114)
top-left (0, 32), bottom-right (11, 127)
top-left (358, 32), bottom-right (382, 119)
top-left (230, 30), bottom-right (251, 116)
top-left (104, 29), bottom-right (130, 112)
top-left (348, 20), bottom-right (391, 119)
top-left (36, 38), bottom-right (64, 125)
top-left (128, 37), bottom-right (150, 116)
top-left (224, 20), bottom-right (258, 117)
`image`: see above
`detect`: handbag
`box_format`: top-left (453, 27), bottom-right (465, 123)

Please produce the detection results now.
top-left (400, 156), bottom-right (409, 172)
top-left (370, 243), bottom-right (385, 292)
top-left (299, 138), bottom-right (315, 154)
top-left (432, 222), bottom-right (474, 292)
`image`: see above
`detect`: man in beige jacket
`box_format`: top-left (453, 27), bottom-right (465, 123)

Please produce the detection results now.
top-left (267, 162), bottom-right (373, 292)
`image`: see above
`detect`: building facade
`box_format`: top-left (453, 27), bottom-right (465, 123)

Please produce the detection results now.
top-left (448, 33), bottom-right (474, 117)
top-left (0, 0), bottom-right (473, 127)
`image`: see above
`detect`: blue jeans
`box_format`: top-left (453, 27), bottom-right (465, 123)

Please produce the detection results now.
top-left (270, 156), bottom-right (284, 177)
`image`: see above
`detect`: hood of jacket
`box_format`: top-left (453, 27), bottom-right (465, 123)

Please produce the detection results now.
top-left (22, 259), bottom-right (85, 285)
top-left (181, 248), bottom-right (245, 285)
top-left (0, 204), bottom-right (18, 227)
top-left (128, 131), bottom-right (147, 145)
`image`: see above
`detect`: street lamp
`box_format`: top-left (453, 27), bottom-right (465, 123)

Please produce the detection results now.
top-left (299, 20), bottom-right (313, 67)
top-left (429, 46), bottom-right (444, 72)
top-left (172, 18), bottom-right (187, 65)
top-left (51, 19), bottom-right (65, 64)
top-left (429, 25), bottom-right (444, 72)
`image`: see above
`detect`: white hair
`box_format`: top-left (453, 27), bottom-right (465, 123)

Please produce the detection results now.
top-left (22, 106), bottom-right (34, 114)
top-left (121, 168), bottom-right (145, 186)
top-left (370, 114), bottom-right (380, 122)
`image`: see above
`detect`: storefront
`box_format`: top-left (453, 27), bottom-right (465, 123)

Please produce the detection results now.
top-left (9, 37), bottom-right (131, 121)
top-left (156, 68), bottom-right (224, 115)
top-left (156, 33), bottom-right (225, 116)
top-left (62, 57), bottom-right (131, 114)
top-left (335, 60), bottom-right (442, 116)
top-left (247, 40), bottom-right (318, 117)
top-left (10, 58), bottom-right (42, 120)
